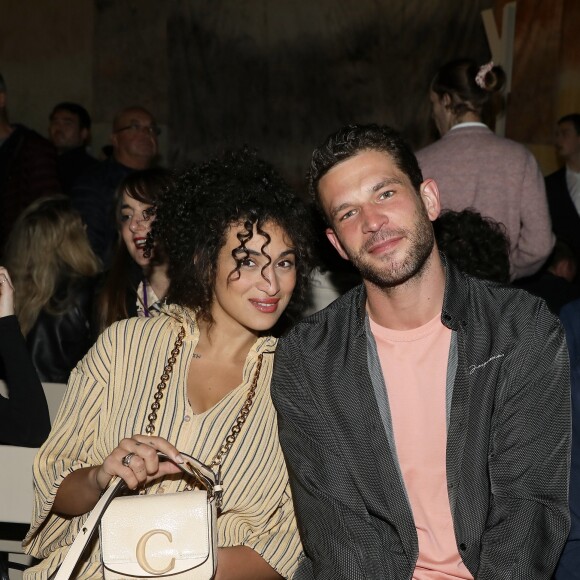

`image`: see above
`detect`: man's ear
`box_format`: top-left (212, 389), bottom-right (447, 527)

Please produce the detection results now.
top-left (419, 179), bottom-right (441, 221)
top-left (442, 93), bottom-right (452, 109)
top-left (80, 128), bottom-right (90, 143)
top-left (325, 227), bottom-right (350, 261)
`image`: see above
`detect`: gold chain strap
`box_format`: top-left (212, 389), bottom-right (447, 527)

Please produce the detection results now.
top-left (209, 353), bottom-right (263, 468)
top-left (145, 326), bottom-right (186, 435)
top-left (145, 325), bottom-right (264, 470)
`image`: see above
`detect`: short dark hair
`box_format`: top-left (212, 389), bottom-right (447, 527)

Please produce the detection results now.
top-left (50, 102), bottom-right (92, 130)
top-left (308, 124), bottom-right (423, 223)
top-left (558, 114), bottom-right (580, 135)
top-left (151, 148), bottom-right (314, 328)
top-left (434, 209), bottom-right (510, 283)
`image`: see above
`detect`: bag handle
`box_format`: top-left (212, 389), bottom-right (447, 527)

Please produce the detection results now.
top-left (53, 452), bottom-right (214, 580)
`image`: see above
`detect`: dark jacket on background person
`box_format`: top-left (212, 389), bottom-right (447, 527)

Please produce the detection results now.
top-left (71, 158), bottom-right (132, 266)
top-left (26, 276), bottom-right (97, 383)
top-left (515, 270), bottom-right (580, 316)
top-left (546, 167), bottom-right (580, 263)
top-left (0, 125), bottom-right (60, 252)
top-left (0, 315), bottom-right (50, 446)
top-left (272, 258), bottom-right (570, 579)
top-left (56, 146), bottom-right (97, 196)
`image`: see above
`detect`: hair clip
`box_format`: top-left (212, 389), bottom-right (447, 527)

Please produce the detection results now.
top-left (475, 61), bottom-right (494, 89)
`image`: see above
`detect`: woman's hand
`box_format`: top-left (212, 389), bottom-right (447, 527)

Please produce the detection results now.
top-left (94, 434), bottom-right (184, 492)
top-left (54, 436), bottom-right (185, 517)
top-left (0, 267), bottom-right (15, 318)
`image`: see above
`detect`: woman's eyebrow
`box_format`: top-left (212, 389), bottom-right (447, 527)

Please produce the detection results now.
top-left (233, 248), bottom-right (296, 257)
top-left (233, 247), bottom-right (260, 257)
top-left (279, 249), bottom-right (296, 257)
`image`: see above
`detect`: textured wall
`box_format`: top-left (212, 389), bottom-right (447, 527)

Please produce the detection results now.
top-left (92, 0), bottom-right (170, 160)
top-left (165, 0), bottom-right (492, 186)
top-left (495, 0), bottom-right (580, 174)
top-left (0, 0), bottom-right (94, 141)
top-left (10, 0), bottom-right (578, 182)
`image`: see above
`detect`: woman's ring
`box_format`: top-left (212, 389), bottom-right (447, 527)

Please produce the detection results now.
top-left (122, 452), bottom-right (136, 467)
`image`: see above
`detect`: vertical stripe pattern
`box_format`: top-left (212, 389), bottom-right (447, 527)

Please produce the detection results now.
top-left (23, 306), bottom-right (302, 579)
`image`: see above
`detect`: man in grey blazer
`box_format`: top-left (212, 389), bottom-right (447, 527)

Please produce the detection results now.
top-left (271, 124), bottom-right (571, 579)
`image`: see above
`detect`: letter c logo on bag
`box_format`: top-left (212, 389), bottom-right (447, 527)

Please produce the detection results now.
top-left (136, 529), bottom-right (176, 575)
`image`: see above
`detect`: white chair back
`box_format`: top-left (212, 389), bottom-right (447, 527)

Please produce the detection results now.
top-left (0, 445), bottom-right (38, 525)
top-left (41, 382), bottom-right (67, 423)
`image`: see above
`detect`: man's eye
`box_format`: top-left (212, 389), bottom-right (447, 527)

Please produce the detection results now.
top-left (339, 209), bottom-right (356, 222)
top-left (378, 190), bottom-right (394, 200)
top-left (239, 258), bottom-right (256, 267)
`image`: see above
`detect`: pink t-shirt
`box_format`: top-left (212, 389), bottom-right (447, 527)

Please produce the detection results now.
top-left (370, 314), bottom-right (472, 580)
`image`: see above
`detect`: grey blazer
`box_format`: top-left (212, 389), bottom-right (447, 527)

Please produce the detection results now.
top-left (272, 259), bottom-right (570, 579)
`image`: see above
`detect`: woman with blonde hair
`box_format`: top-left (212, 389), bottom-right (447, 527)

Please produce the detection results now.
top-left (4, 195), bottom-right (101, 382)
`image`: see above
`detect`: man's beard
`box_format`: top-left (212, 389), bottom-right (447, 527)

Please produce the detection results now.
top-left (343, 206), bottom-right (435, 289)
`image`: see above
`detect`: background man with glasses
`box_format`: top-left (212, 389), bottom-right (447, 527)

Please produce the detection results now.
top-left (71, 106), bottom-right (160, 265)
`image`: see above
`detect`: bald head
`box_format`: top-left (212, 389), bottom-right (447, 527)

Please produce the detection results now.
top-left (110, 106), bottom-right (159, 170)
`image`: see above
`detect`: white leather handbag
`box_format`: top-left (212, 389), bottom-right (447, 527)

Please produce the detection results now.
top-left (54, 452), bottom-right (219, 580)
top-left (100, 484), bottom-right (214, 579)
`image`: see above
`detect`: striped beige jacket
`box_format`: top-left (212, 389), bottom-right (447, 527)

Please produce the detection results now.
top-left (23, 307), bottom-right (302, 579)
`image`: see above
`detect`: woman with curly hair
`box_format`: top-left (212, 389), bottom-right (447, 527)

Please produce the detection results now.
top-left (97, 168), bottom-right (171, 332)
top-left (3, 195), bottom-right (101, 382)
top-left (23, 150), bottom-right (313, 579)
top-left (416, 58), bottom-right (554, 280)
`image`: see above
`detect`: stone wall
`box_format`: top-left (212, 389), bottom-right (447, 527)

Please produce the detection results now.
top-left (3, 0), bottom-right (578, 180)
top-left (0, 0), bottom-right (94, 145)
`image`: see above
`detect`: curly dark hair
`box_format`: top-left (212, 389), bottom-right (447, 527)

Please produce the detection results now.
top-left (434, 208), bottom-right (510, 283)
top-left (151, 149), bottom-right (314, 328)
top-left (308, 124), bottom-right (423, 224)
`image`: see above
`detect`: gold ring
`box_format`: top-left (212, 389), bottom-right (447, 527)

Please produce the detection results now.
top-left (122, 452), bottom-right (136, 467)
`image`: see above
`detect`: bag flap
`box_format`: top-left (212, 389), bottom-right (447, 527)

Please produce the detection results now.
top-left (100, 490), bottom-right (215, 576)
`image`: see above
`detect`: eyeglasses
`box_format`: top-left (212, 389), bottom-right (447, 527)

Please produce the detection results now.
top-left (115, 123), bottom-right (161, 136)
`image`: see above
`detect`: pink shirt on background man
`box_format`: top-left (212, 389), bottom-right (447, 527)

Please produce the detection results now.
top-left (370, 314), bottom-right (472, 580)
